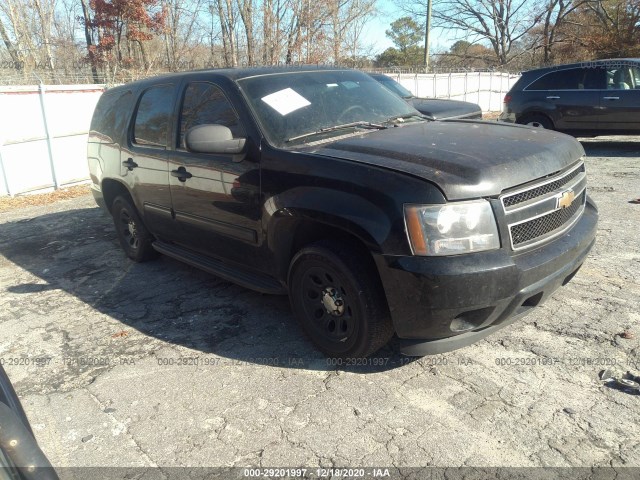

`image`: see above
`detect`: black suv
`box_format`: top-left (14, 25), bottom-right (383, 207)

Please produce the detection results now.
top-left (500, 58), bottom-right (640, 135)
top-left (370, 74), bottom-right (483, 120)
top-left (88, 67), bottom-right (597, 358)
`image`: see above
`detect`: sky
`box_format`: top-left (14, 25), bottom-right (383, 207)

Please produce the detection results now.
top-left (361, 0), bottom-right (457, 57)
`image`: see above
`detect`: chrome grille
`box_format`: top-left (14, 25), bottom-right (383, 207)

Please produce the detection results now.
top-left (511, 191), bottom-right (585, 246)
top-left (500, 160), bottom-right (587, 251)
top-left (502, 164), bottom-right (584, 209)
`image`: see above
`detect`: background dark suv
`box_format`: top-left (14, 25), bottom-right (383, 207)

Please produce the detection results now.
top-left (500, 58), bottom-right (640, 135)
top-left (370, 74), bottom-right (483, 120)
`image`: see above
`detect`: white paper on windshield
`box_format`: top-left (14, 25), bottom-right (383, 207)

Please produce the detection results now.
top-left (261, 88), bottom-right (311, 116)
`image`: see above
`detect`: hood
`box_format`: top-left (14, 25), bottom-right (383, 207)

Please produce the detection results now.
top-left (307, 121), bottom-right (585, 200)
top-left (408, 98), bottom-right (482, 119)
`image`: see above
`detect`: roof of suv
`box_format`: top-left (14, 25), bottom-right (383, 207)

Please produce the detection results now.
top-left (522, 58), bottom-right (640, 76)
top-left (111, 66), bottom-right (355, 89)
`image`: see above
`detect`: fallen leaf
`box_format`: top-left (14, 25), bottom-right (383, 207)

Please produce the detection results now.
top-left (620, 330), bottom-right (634, 340)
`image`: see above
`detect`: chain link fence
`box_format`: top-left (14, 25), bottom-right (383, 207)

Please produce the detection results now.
top-left (0, 62), bottom-right (524, 86)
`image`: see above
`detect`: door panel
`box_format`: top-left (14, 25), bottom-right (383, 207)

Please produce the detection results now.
top-left (167, 82), bottom-right (262, 268)
top-left (547, 90), bottom-right (600, 130)
top-left (525, 67), bottom-right (603, 131)
top-left (598, 64), bottom-right (640, 132)
top-left (121, 147), bottom-right (173, 234)
top-left (124, 84), bottom-right (177, 238)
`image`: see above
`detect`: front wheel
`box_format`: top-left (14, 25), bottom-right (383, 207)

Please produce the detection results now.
top-left (111, 196), bottom-right (158, 262)
top-left (519, 114), bottom-right (553, 130)
top-left (288, 240), bottom-right (394, 358)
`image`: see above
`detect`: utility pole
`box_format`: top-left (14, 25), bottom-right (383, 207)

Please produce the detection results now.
top-left (306, 0), bottom-right (310, 63)
top-left (423, 0), bottom-right (432, 72)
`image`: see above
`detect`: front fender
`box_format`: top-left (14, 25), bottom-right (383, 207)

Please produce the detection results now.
top-left (264, 187), bottom-right (399, 282)
top-left (267, 187), bottom-right (390, 248)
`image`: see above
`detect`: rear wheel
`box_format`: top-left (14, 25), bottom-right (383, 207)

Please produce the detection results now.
top-left (519, 114), bottom-right (553, 130)
top-left (111, 196), bottom-right (158, 262)
top-left (288, 240), bottom-right (394, 358)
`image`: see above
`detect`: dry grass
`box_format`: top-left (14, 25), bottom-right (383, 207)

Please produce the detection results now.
top-left (483, 111), bottom-right (501, 120)
top-left (0, 184), bottom-right (91, 213)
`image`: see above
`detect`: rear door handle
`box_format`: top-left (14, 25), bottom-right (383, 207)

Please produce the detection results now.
top-left (603, 96), bottom-right (620, 100)
top-left (171, 167), bottom-right (193, 182)
top-left (546, 96), bottom-right (560, 99)
top-left (122, 158), bottom-right (138, 170)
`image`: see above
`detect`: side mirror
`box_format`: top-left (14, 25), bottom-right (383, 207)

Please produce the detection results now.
top-left (185, 124), bottom-right (246, 155)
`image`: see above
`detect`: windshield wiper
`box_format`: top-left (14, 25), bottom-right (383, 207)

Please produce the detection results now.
top-left (286, 121), bottom-right (387, 143)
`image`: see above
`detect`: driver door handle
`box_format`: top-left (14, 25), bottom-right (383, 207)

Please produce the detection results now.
top-left (171, 167), bottom-right (193, 182)
top-left (122, 158), bottom-right (138, 170)
top-left (546, 96), bottom-right (560, 99)
top-left (602, 96), bottom-right (620, 101)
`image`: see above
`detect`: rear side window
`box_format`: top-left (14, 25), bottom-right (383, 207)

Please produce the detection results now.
top-left (526, 68), bottom-right (601, 90)
top-left (178, 82), bottom-right (244, 149)
top-left (606, 65), bottom-right (640, 89)
top-left (133, 85), bottom-right (174, 148)
top-left (90, 89), bottom-right (132, 142)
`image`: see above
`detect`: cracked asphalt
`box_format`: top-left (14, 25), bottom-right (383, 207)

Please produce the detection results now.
top-left (0, 136), bottom-right (639, 476)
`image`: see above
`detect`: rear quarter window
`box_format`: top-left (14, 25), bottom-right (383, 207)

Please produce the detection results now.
top-left (89, 89), bottom-right (132, 143)
top-left (509, 74), bottom-right (532, 92)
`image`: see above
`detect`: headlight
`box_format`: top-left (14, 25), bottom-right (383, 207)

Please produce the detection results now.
top-left (404, 200), bottom-right (500, 256)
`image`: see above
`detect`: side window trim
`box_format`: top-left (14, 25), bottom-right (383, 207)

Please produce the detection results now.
top-left (176, 81), bottom-right (245, 152)
top-left (523, 67), bottom-right (600, 91)
top-left (130, 83), bottom-right (175, 150)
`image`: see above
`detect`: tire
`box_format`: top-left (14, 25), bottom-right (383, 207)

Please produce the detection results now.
top-left (519, 114), bottom-right (554, 130)
top-left (111, 195), bottom-right (158, 262)
top-left (288, 240), bottom-right (394, 359)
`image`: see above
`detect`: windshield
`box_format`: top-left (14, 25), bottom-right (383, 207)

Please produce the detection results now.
top-left (376, 76), bottom-right (414, 99)
top-left (238, 70), bottom-right (420, 147)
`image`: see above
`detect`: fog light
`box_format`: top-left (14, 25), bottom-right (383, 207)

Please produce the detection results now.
top-left (449, 307), bottom-right (495, 332)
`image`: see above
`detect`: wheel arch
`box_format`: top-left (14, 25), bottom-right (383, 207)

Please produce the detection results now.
top-left (101, 178), bottom-right (136, 214)
top-left (269, 213), bottom-right (383, 287)
top-left (518, 110), bottom-right (556, 129)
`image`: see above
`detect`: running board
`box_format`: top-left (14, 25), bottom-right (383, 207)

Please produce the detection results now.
top-left (152, 241), bottom-right (287, 295)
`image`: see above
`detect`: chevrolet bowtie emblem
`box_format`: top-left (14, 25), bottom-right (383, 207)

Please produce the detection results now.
top-left (557, 189), bottom-right (575, 209)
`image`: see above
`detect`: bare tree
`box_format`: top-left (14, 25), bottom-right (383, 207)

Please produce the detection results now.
top-left (236, 0), bottom-right (254, 63)
top-left (395, 0), bottom-right (545, 66)
top-left (0, 1), bottom-right (38, 68)
top-left (527, 0), bottom-right (587, 65)
top-left (0, 16), bottom-right (22, 68)
top-left (341, 0), bottom-right (377, 61)
top-left (32, 0), bottom-right (55, 69)
top-left (162, 0), bottom-right (207, 70)
top-left (328, 0), bottom-right (375, 63)
top-left (0, 0), bottom-right (387, 83)
top-left (79, 0), bottom-right (100, 82)
top-left (214, 0), bottom-right (238, 66)
top-left (582, 0), bottom-right (640, 57)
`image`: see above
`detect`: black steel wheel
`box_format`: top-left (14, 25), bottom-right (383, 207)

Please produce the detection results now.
top-left (111, 196), bottom-right (158, 262)
top-left (288, 240), bottom-right (394, 358)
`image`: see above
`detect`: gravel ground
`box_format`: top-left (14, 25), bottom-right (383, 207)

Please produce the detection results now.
top-left (0, 136), bottom-right (639, 478)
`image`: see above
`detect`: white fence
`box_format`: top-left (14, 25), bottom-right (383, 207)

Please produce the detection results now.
top-left (0, 71), bottom-right (522, 197)
top-left (0, 84), bottom-right (104, 197)
top-left (386, 72), bottom-right (521, 112)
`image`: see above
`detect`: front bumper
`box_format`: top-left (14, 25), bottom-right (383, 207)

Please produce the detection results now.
top-left (374, 197), bottom-right (598, 355)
